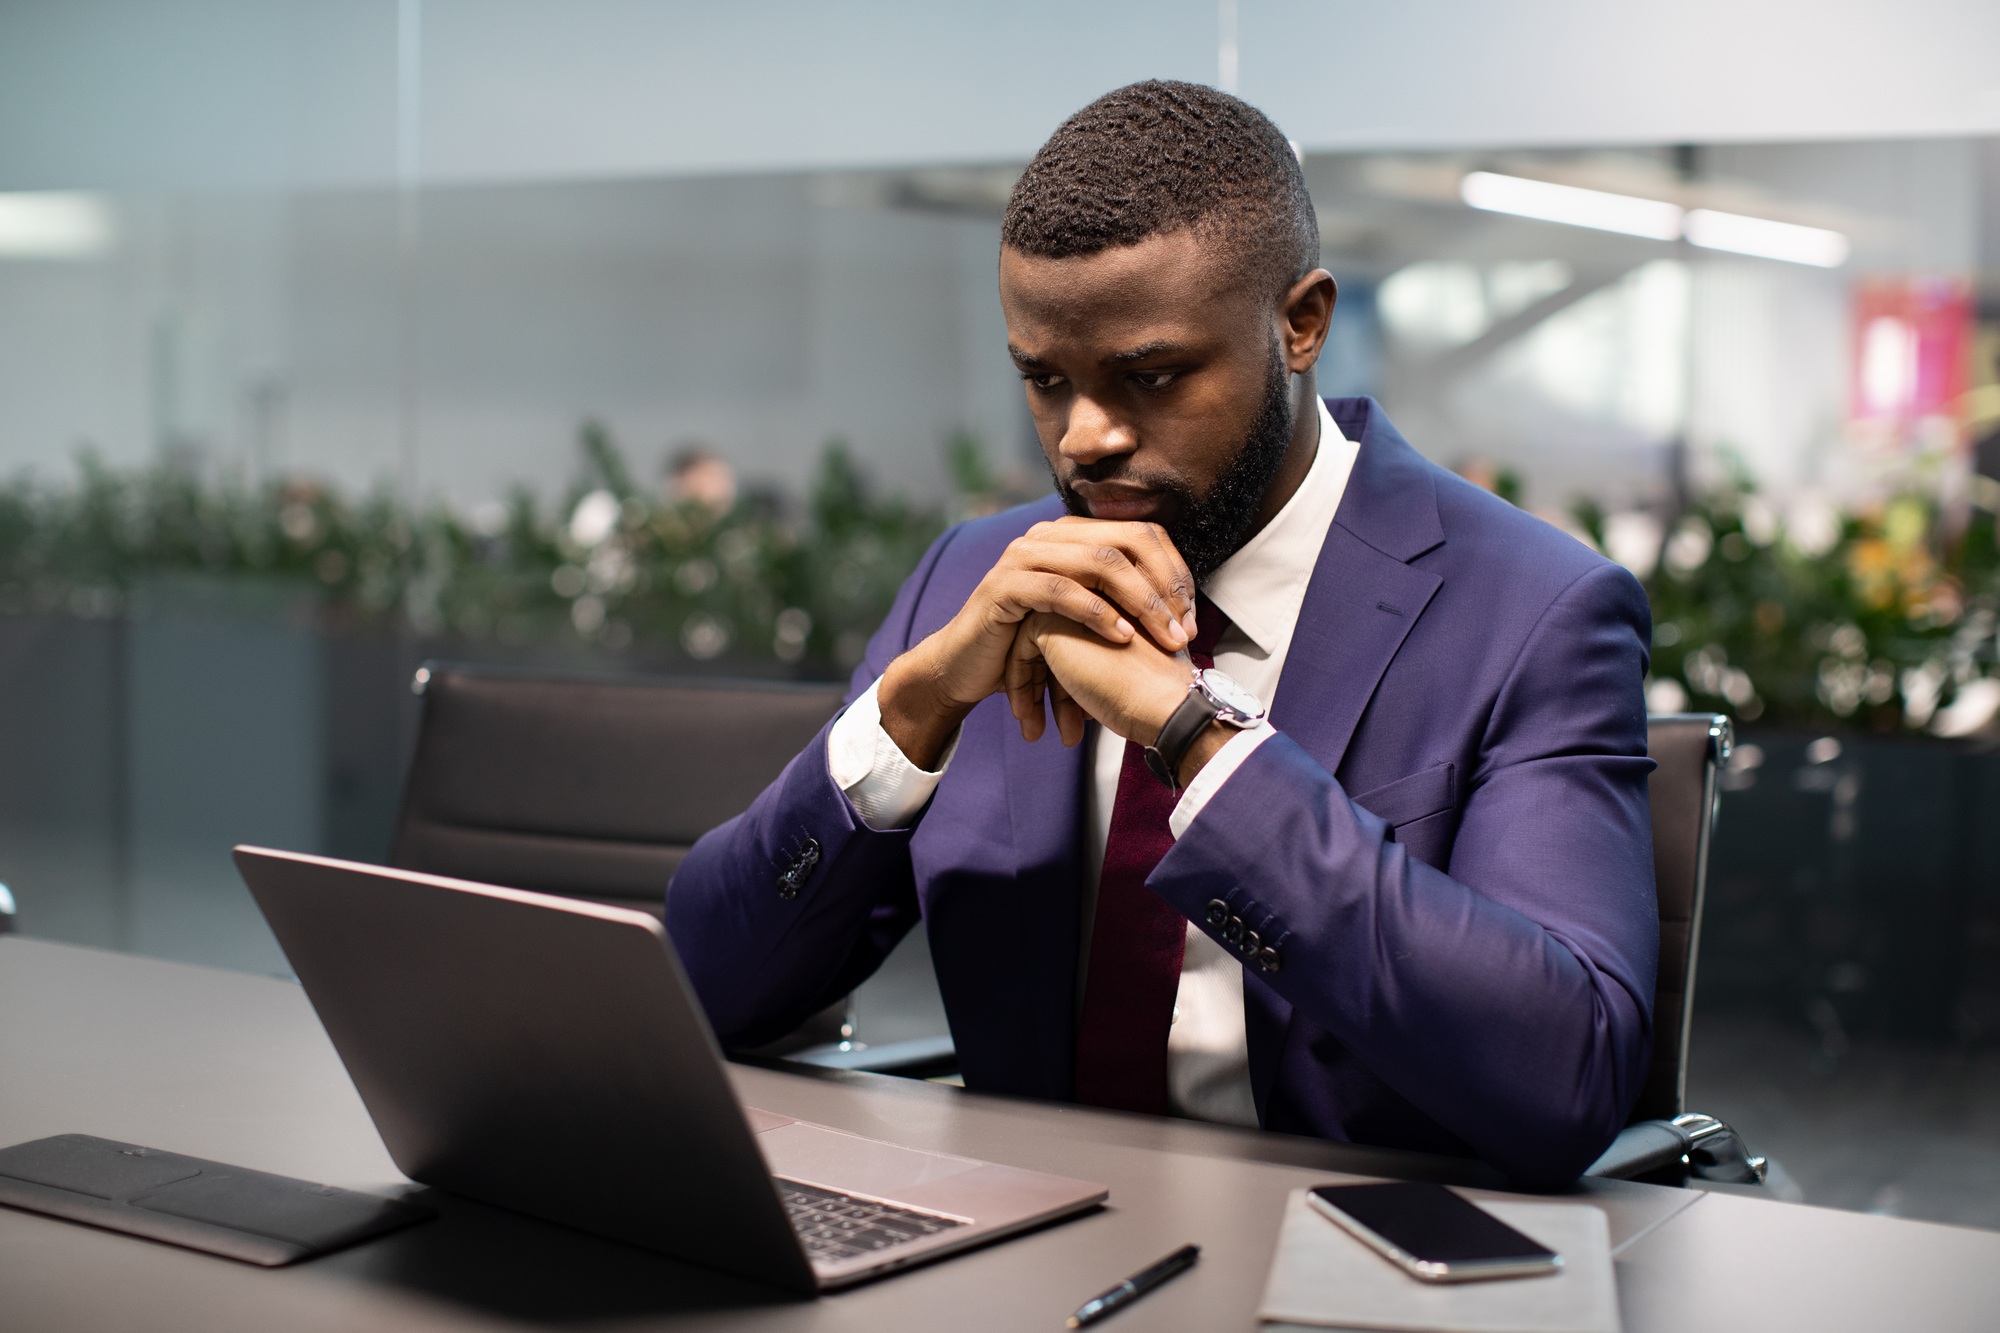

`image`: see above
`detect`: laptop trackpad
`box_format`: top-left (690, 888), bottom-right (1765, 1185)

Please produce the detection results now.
top-left (754, 1122), bottom-right (980, 1199)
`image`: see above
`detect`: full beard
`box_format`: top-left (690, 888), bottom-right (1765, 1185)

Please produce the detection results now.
top-left (1054, 339), bottom-right (1296, 584)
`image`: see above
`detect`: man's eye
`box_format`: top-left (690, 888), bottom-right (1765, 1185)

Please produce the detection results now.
top-left (1132, 371), bottom-right (1178, 390)
top-left (1023, 373), bottom-right (1065, 390)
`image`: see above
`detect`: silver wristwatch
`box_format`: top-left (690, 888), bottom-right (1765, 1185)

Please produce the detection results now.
top-left (1143, 667), bottom-right (1266, 789)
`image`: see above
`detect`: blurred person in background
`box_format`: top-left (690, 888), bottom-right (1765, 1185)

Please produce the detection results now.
top-left (668, 445), bottom-right (739, 515)
top-left (668, 81), bottom-right (1656, 1187)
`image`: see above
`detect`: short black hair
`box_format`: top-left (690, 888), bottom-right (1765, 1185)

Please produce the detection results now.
top-left (1001, 80), bottom-right (1319, 297)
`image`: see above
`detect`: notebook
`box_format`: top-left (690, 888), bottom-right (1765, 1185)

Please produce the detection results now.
top-left (1258, 1188), bottom-right (1621, 1333)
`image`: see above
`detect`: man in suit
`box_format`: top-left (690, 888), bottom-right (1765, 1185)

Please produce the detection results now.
top-left (668, 81), bottom-right (1656, 1187)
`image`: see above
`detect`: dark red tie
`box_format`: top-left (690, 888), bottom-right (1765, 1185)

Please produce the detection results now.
top-left (1073, 596), bottom-right (1230, 1114)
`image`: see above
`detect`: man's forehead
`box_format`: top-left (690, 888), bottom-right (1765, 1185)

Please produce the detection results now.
top-left (999, 234), bottom-right (1254, 361)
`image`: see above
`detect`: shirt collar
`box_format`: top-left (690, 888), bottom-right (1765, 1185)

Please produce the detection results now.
top-left (1202, 397), bottom-right (1358, 656)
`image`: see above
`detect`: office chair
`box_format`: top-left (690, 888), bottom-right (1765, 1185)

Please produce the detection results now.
top-left (1583, 713), bottom-right (1766, 1186)
top-left (390, 662), bottom-right (852, 1052)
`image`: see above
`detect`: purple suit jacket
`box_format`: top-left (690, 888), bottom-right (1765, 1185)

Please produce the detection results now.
top-left (667, 398), bottom-right (1657, 1187)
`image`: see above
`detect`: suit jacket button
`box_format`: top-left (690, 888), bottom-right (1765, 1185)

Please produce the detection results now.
top-left (1205, 899), bottom-right (1229, 926)
top-left (1242, 929), bottom-right (1261, 954)
top-left (776, 837), bottom-right (820, 899)
top-left (1254, 947), bottom-right (1281, 974)
top-left (1223, 916), bottom-right (1245, 944)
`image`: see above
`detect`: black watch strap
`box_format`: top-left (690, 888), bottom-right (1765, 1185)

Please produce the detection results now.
top-left (1144, 685), bottom-right (1219, 790)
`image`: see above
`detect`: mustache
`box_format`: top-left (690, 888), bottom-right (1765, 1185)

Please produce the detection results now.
top-left (1057, 456), bottom-right (1192, 494)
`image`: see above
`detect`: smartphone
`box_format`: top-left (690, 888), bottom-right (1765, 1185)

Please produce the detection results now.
top-left (1306, 1182), bottom-right (1561, 1283)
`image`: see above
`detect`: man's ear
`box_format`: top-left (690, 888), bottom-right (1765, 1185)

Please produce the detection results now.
top-left (1280, 269), bottom-right (1338, 373)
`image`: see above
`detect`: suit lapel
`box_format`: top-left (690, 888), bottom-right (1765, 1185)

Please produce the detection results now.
top-left (1269, 527), bottom-right (1442, 768)
top-left (1272, 398), bottom-right (1448, 772)
top-left (1247, 398), bottom-right (1447, 1121)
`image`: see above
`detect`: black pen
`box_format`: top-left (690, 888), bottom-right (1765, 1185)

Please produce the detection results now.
top-left (1067, 1243), bottom-right (1200, 1327)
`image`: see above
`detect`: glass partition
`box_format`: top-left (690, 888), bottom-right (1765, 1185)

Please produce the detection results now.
top-left (2, 130), bottom-right (1997, 1224)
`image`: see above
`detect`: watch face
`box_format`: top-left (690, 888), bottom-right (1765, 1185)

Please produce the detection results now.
top-left (1199, 668), bottom-right (1265, 721)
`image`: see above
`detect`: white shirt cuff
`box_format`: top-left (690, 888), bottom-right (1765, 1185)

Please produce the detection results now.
top-left (1168, 723), bottom-right (1276, 839)
top-left (827, 678), bottom-right (959, 831)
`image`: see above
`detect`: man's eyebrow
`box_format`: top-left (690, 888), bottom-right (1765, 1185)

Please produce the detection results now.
top-left (1007, 345), bottom-right (1049, 369)
top-left (1103, 340), bottom-right (1189, 365)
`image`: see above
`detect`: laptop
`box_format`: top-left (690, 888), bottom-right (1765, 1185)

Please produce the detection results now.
top-left (233, 846), bottom-right (1106, 1292)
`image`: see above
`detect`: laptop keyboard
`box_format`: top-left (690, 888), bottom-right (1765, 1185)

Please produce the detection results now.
top-left (777, 1178), bottom-right (964, 1263)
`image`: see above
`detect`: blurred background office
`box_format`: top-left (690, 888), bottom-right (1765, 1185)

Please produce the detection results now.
top-left (3, 0), bottom-right (2000, 1227)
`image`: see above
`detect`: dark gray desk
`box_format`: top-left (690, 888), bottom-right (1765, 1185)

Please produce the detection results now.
top-left (4, 937), bottom-right (1997, 1331)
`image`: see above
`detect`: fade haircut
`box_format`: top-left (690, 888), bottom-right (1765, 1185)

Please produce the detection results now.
top-left (1001, 80), bottom-right (1319, 298)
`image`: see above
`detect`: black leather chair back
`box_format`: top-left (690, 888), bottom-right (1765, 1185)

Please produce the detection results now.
top-left (390, 664), bottom-right (846, 912)
top-left (1635, 713), bottom-right (1732, 1123)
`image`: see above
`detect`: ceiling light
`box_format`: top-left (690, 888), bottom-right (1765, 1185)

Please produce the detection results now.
top-left (1684, 208), bottom-right (1849, 267)
top-left (1460, 171), bottom-right (1682, 241)
top-left (0, 192), bottom-right (113, 258)
top-left (1458, 173), bottom-right (1850, 268)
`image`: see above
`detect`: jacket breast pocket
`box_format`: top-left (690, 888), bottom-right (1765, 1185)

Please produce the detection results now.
top-left (1350, 762), bottom-right (1457, 832)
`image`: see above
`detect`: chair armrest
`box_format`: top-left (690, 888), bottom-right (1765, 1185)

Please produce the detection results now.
top-left (1676, 1113), bottom-right (1767, 1184)
top-left (1586, 1119), bottom-right (1693, 1180)
top-left (1586, 1112), bottom-right (1767, 1184)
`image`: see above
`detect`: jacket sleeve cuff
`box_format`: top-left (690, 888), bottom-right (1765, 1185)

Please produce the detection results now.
top-left (827, 678), bottom-right (959, 830)
top-left (1168, 722), bottom-right (1276, 839)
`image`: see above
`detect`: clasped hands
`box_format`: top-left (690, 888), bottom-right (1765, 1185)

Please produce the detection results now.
top-left (876, 516), bottom-right (1211, 778)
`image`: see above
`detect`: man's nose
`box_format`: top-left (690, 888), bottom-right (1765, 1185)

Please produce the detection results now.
top-left (1059, 395), bottom-right (1137, 465)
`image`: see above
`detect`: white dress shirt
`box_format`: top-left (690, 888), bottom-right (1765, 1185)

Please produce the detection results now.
top-left (829, 397), bottom-right (1357, 1126)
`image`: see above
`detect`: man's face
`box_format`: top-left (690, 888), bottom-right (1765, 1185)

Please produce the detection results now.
top-left (999, 229), bottom-right (1301, 580)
